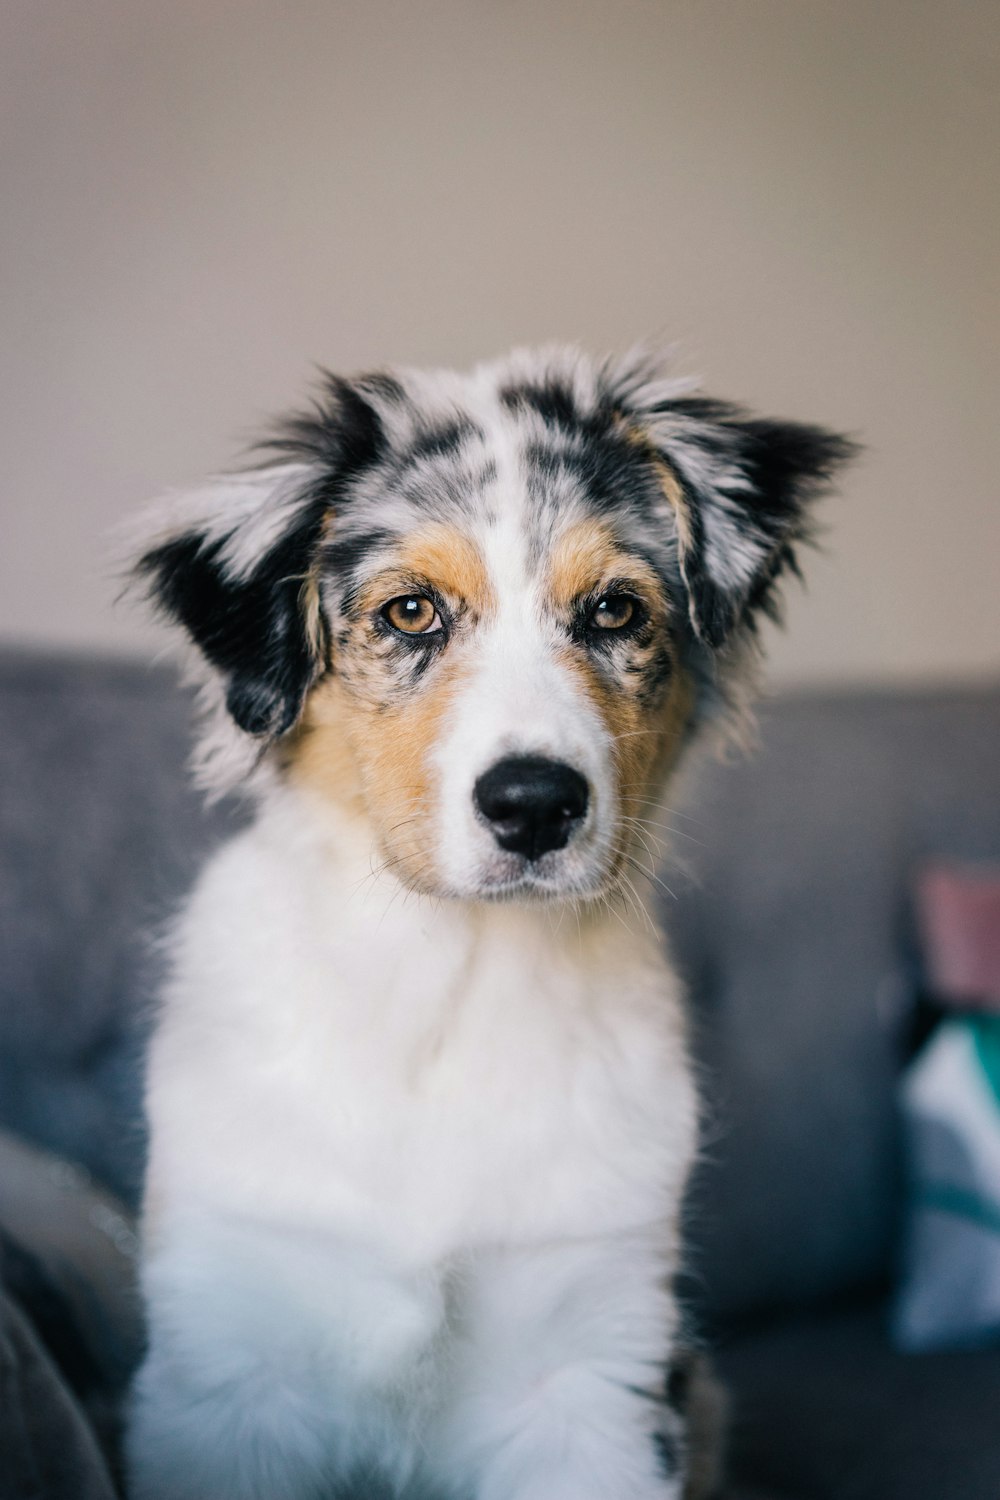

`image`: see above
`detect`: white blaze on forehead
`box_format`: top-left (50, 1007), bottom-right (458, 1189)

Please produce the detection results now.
top-left (429, 399), bottom-right (618, 892)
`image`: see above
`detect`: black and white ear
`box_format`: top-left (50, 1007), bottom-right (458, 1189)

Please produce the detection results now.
top-left (132, 463), bottom-right (333, 737)
top-left (130, 375), bottom-right (388, 742)
top-left (637, 395), bottom-right (857, 648)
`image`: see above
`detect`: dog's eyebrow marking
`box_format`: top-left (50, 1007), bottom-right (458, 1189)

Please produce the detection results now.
top-left (548, 519), bottom-right (676, 718)
top-left (548, 516), bottom-right (665, 609)
top-left (548, 519), bottom-right (638, 609)
top-left (355, 523), bottom-right (495, 620)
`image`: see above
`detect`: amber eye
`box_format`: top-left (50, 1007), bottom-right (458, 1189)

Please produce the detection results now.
top-left (589, 593), bottom-right (636, 631)
top-left (382, 594), bottom-right (443, 636)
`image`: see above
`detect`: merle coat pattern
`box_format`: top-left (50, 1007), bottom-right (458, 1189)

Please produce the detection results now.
top-left (126, 346), bottom-right (851, 1500)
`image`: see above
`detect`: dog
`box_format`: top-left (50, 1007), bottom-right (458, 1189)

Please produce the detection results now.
top-left (124, 346), bottom-right (851, 1500)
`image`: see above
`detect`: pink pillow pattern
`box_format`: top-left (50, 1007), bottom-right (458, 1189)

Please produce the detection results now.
top-left (916, 863), bottom-right (1000, 1011)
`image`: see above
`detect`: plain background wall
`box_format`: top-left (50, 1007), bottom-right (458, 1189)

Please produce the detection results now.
top-left (1, 0), bottom-right (997, 688)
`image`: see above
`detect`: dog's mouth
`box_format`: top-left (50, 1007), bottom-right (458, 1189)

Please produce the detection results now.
top-left (473, 863), bottom-right (605, 902)
top-left (377, 843), bottom-right (619, 905)
top-left (452, 832), bottom-right (622, 904)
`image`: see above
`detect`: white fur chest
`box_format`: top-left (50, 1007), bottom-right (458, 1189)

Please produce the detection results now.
top-left (144, 792), bottom-right (696, 1269)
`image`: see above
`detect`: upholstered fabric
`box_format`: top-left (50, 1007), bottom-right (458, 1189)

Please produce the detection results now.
top-left (0, 1130), bottom-right (140, 1500)
top-left (0, 1280), bottom-right (118, 1500)
top-left (0, 649), bottom-right (241, 1202)
top-left (718, 1300), bottom-right (1000, 1500)
top-left (665, 687), bottom-right (1000, 1326)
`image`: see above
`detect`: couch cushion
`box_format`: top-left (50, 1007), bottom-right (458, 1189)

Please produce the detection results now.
top-left (0, 649), bottom-right (239, 1203)
top-left (665, 687), bottom-right (1000, 1326)
top-left (716, 1299), bottom-right (1000, 1500)
top-left (0, 1284), bottom-right (118, 1500)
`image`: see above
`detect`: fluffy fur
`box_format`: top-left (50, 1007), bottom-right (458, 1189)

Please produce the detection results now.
top-left (124, 346), bottom-right (852, 1499)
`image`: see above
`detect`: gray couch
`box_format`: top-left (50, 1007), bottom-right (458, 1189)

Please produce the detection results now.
top-left (1, 647), bottom-right (999, 1499)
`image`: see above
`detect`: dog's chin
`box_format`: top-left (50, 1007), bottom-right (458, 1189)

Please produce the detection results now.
top-left (376, 831), bottom-right (620, 905)
top-left (442, 848), bottom-right (618, 905)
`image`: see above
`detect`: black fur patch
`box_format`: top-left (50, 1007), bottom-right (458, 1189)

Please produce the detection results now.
top-left (734, 416), bottom-right (856, 615)
top-left (138, 383), bottom-right (387, 737)
top-left (522, 432), bottom-right (656, 521)
top-left (404, 418), bottom-right (482, 466)
top-left (499, 375), bottom-right (583, 429)
top-left (137, 500), bottom-right (325, 737)
top-left (323, 528), bottom-right (399, 593)
top-left (265, 375), bottom-right (387, 475)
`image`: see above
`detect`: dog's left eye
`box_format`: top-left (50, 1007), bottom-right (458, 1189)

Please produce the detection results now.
top-left (382, 594), bottom-right (443, 636)
top-left (588, 593), bottom-right (637, 631)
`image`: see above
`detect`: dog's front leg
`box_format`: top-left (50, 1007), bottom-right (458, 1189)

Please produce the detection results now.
top-left (430, 1233), bottom-right (687, 1500)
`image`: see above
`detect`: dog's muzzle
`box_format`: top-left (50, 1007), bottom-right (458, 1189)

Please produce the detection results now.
top-left (473, 756), bottom-right (589, 861)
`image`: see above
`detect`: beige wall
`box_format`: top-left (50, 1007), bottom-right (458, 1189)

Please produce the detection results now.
top-left (2, 0), bottom-right (997, 687)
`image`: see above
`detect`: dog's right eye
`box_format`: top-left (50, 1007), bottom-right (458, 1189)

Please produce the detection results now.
top-left (381, 595), bottom-right (443, 636)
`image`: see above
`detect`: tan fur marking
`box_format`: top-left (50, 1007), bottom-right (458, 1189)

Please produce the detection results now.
top-left (650, 668), bottom-right (694, 785)
top-left (286, 677), bottom-right (366, 816)
top-left (299, 574), bottom-right (326, 660)
top-left (613, 665), bottom-right (693, 875)
top-left (556, 644), bottom-right (692, 877)
top-left (290, 650), bottom-right (468, 893)
top-left (289, 522), bottom-right (491, 887)
top-left (549, 518), bottom-right (664, 614)
top-left (548, 512), bottom-right (691, 877)
top-left (351, 658), bottom-right (467, 890)
top-left (652, 454), bottom-right (694, 558)
top-left (356, 524), bottom-right (494, 620)
top-left (550, 519), bottom-right (624, 610)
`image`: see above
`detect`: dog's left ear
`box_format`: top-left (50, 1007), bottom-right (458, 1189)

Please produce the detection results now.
top-left (132, 464), bottom-right (334, 738)
top-left (628, 395), bottom-right (857, 648)
top-left (130, 380), bottom-right (386, 738)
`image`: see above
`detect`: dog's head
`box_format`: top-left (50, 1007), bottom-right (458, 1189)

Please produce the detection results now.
top-left (132, 348), bottom-right (853, 901)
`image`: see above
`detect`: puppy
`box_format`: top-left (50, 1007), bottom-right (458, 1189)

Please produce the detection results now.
top-left (124, 347), bottom-right (851, 1500)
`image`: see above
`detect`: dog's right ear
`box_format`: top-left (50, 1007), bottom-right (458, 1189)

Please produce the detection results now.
top-left (131, 380), bottom-right (385, 739)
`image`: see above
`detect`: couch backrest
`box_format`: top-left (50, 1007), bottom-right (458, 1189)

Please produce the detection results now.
top-left (0, 651), bottom-right (240, 1203)
top-left (666, 686), bottom-right (1000, 1327)
top-left (1, 649), bottom-right (998, 1323)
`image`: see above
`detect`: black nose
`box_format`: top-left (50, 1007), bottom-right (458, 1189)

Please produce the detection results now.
top-left (473, 756), bottom-right (589, 861)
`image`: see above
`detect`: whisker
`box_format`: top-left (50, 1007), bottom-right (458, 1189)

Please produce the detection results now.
top-left (621, 818), bottom-right (665, 864)
top-left (616, 869), bottom-right (656, 935)
top-left (624, 854), bottom-right (678, 903)
top-left (617, 791), bottom-right (703, 823)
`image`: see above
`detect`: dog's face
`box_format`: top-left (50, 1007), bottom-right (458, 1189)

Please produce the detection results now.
top-left (135, 348), bottom-right (851, 901)
top-left (301, 458), bottom-right (685, 900)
